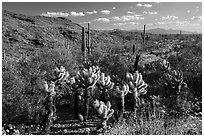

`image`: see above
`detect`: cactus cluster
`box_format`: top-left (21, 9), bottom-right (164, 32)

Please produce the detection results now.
top-left (116, 84), bottom-right (130, 97)
top-left (126, 71), bottom-right (148, 97)
top-left (162, 70), bottom-right (186, 91)
top-left (160, 59), bottom-right (171, 71)
top-left (42, 81), bottom-right (56, 97)
top-left (75, 66), bottom-right (101, 121)
top-left (93, 99), bottom-right (114, 128)
top-left (75, 66), bottom-right (100, 89)
top-left (116, 84), bottom-right (130, 119)
top-left (97, 73), bottom-right (114, 91)
top-left (53, 66), bottom-right (73, 84)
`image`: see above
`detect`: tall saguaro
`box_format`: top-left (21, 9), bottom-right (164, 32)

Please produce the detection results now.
top-left (143, 25), bottom-right (146, 45)
top-left (133, 44), bottom-right (136, 54)
top-left (87, 23), bottom-right (91, 55)
top-left (82, 27), bottom-right (86, 63)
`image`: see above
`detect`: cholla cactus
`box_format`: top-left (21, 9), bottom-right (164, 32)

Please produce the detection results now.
top-left (75, 66), bottom-right (100, 121)
top-left (162, 69), bottom-right (186, 92)
top-left (116, 84), bottom-right (130, 119)
top-left (160, 59), bottom-right (171, 71)
top-left (126, 71), bottom-right (148, 114)
top-left (75, 66), bottom-right (100, 89)
top-left (53, 66), bottom-right (74, 84)
top-left (126, 71), bottom-right (148, 97)
top-left (97, 73), bottom-right (114, 102)
top-left (97, 73), bottom-right (114, 90)
top-left (93, 99), bottom-right (114, 129)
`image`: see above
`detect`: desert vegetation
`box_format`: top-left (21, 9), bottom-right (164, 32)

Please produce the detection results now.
top-left (2, 10), bottom-right (202, 135)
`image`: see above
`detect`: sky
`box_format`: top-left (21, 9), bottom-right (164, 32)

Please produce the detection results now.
top-left (2, 2), bottom-right (202, 33)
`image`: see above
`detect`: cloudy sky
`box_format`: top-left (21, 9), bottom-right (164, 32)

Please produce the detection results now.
top-left (3, 2), bottom-right (202, 33)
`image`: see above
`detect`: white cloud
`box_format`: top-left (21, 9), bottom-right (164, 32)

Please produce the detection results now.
top-left (79, 21), bottom-right (92, 24)
top-left (190, 16), bottom-right (202, 21)
top-left (137, 3), bottom-right (152, 8)
top-left (176, 20), bottom-right (191, 25)
top-left (93, 18), bottom-right (110, 22)
top-left (101, 10), bottom-right (111, 15)
top-left (121, 15), bottom-right (144, 21)
top-left (143, 11), bottom-right (158, 15)
top-left (157, 22), bottom-right (165, 25)
top-left (110, 16), bottom-right (121, 21)
top-left (162, 15), bottom-right (178, 20)
top-left (112, 7), bottom-right (116, 9)
top-left (41, 12), bottom-right (69, 17)
top-left (86, 10), bottom-right (97, 15)
top-left (137, 3), bottom-right (143, 7)
top-left (113, 22), bottom-right (138, 26)
top-left (127, 11), bottom-right (143, 16)
top-left (147, 23), bottom-right (153, 26)
top-left (187, 10), bottom-right (190, 13)
top-left (143, 4), bottom-right (152, 8)
top-left (127, 11), bottom-right (135, 14)
top-left (110, 15), bottom-right (144, 22)
top-left (70, 11), bottom-right (85, 17)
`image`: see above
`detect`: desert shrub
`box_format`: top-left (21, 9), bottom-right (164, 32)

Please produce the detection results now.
top-left (2, 59), bottom-right (29, 124)
top-left (2, 46), bottom-right (79, 125)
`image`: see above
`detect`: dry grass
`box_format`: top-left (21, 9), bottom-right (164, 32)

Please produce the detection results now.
top-left (103, 115), bottom-right (202, 135)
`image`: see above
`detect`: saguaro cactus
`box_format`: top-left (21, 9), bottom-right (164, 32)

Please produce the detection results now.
top-left (116, 84), bottom-right (130, 120)
top-left (87, 23), bottom-right (91, 55)
top-left (97, 73), bottom-right (114, 103)
top-left (93, 100), bottom-right (114, 129)
top-left (141, 25), bottom-right (146, 45)
top-left (82, 27), bottom-right (87, 63)
top-left (126, 71), bottom-right (148, 115)
top-left (75, 66), bottom-right (100, 121)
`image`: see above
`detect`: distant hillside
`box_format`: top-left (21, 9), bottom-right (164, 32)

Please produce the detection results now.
top-left (146, 28), bottom-right (197, 34)
top-left (2, 10), bottom-right (199, 63)
top-left (2, 10), bottom-right (123, 60)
